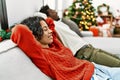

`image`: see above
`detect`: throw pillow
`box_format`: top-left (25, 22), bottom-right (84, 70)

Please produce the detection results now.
top-left (33, 12), bottom-right (47, 19)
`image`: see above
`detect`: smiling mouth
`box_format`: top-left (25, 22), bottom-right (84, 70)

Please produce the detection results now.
top-left (48, 35), bottom-right (53, 39)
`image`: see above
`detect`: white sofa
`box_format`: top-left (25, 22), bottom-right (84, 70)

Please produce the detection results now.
top-left (0, 36), bottom-right (120, 80)
top-left (0, 40), bottom-right (51, 80)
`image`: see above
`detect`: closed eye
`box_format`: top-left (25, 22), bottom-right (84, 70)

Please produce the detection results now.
top-left (43, 26), bottom-right (49, 31)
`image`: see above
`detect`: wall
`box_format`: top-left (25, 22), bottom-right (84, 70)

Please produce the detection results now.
top-left (92, 0), bottom-right (120, 17)
top-left (6, 0), bottom-right (43, 27)
top-left (5, 0), bottom-right (120, 26)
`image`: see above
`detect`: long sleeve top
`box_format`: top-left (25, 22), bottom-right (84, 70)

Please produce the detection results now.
top-left (10, 18), bottom-right (94, 80)
top-left (54, 20), bottom-right (87, 55)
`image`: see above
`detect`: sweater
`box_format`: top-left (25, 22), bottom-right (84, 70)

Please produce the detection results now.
top-left (11, 19), bottom-right (94, 80)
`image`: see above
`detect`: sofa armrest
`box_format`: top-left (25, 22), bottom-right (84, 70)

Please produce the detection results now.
top-left (81, 31), bottom-right (93, 37)
top-left (0, 40), bottom-right (52, 80)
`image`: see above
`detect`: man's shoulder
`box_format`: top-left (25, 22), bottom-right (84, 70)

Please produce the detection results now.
top-left (54, 19), bottom-right (69, 27)
top-left (61, 18), bottom-right (83, 37)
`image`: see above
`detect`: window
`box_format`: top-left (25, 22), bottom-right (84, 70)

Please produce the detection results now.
top-left (0, 0), bottom-right (8, 30)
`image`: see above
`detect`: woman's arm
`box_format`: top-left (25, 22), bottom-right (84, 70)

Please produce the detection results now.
top-left (10, 24), bottom-right (43, 58)
top-left (46, 17), bottom-right (57, 38)
top-left (11, 24), bottom-right (54, 77)
top-left (46, 17), bottom-right (64, 45)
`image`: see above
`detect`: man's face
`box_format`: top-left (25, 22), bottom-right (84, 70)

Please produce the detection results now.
top-left (47, 9), bottom-right (60, 21)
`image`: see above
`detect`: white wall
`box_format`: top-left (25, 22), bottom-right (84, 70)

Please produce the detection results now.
top-left (6, 0), bottom-right (43, 27)
top-left (62, 0), bottom-right (73, 10)
top-left (43, 0), bottom-right (56, 10)
top-left (5, 0), bottom-right (120, 26)
top-left (92, 0), bottom-right (120, 17)
top-left (92, 0), bottom-right (120, 10)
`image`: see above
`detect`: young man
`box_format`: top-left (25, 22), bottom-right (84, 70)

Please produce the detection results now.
top-left (39, 5), bottom-right (120, 67)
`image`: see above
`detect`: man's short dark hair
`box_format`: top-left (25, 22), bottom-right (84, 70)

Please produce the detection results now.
top-left (39, 5), bottom-right (50, 16)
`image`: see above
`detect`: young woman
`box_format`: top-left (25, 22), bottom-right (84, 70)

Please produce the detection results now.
top-left (11, 16), bottom-right (120, 80)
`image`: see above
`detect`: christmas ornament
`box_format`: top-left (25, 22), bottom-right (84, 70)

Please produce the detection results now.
top-left (0, 29), bottom-right (11, 42)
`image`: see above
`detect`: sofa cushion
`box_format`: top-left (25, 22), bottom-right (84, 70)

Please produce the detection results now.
top-left (83, 37), bottom-right (120, 58)
top-left (62, 18), bottom-right (83, 37)
top-left (0, 40), bottom-right (51, 80)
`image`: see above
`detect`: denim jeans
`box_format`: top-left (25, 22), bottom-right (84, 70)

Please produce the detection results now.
top-left (91, 62), bottom-right (120, 80)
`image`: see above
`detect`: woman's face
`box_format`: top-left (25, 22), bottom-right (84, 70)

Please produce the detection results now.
top-left (39, 20), bottom-right (53, 48)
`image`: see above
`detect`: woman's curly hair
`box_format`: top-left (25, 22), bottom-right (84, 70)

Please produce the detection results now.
top-left (21, 16), bottom-right (45, 40)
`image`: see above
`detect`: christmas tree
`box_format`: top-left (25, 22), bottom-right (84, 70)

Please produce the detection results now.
top-left (63, 0), bottom-right (97, 31)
